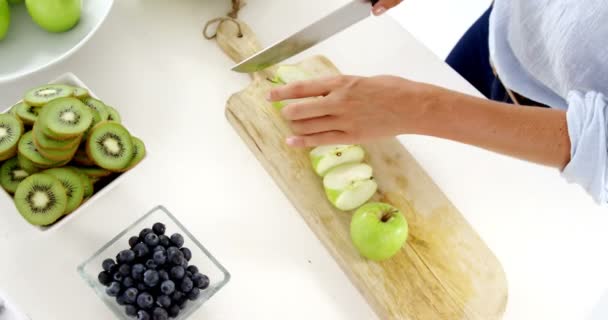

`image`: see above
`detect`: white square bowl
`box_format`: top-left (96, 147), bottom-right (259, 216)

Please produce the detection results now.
top-left (0, 72), bottom-right (147, 231)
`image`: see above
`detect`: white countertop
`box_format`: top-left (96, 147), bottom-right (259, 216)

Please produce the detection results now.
top-left (1, 1), bottom-right (608, 319)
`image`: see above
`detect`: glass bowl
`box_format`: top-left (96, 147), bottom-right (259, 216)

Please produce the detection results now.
top-left (77, 205), bottom-right (230, 319)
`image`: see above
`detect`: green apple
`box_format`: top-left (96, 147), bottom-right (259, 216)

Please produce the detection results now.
top-left (8, 0), bottom-right (23, 5)
top-left (310, 144), bottom-right (365, 177)
top-left (269, 65), bottom-right (316, 110)
top-left (323, 162), bottom-right (377, 211)
top-left (350, 202), bottom-right (408, 261)
top-left (0, 0), bottom-right (9, 41)
top-left (25, 0), bottom-right (81, 33)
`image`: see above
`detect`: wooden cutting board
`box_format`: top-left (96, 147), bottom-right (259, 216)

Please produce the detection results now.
top-left (211, 19), bottom-right (508, 320)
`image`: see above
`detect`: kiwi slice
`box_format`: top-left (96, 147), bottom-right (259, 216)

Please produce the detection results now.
top-left (37, 143), bottom-right (77, 162)
top-left (24, 84), bottom-right (74, 107)
top-left (118, 136), bottom-right (146, 172)
top-left (0, 157), bottom-right (30, 194)
top-left (44, 167), bottom-right (84, 215)
top-left (18, 131), bottom-right (56, 167)
top-left (86, 121), bottom-right (133, 171)
top-left (72, 86), bottom-right (90, 99)
top-left (105, 105), bottom-right (121, 123)
top-left (70, 167), bottom-right (93, 198)
top-left (17, 153), bottom-right (41, 174)
top-left (77, 166), bottom-right (112, 178)
top-left (14, 173), bottom-right (67, 226)
top-left (0, 114), bottom-right (24, 161)
top-left (38, 97), bottom-right (93, 138)
top-left (73, 147), bottom-right (95, 166)
top-left (32, 123), bottom-right (81, 151)
top-left (82, 97), bottom-right (109, 123)
top-left (7, 102), bottom-right (19, 116)
top-left (15, 102), bottom-right (41, 125)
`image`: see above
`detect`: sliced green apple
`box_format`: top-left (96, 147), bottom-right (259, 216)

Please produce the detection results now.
top-left (323, 162), bottom-right (377, 211)
top-left (0, 0), bottom-right (9, 41)
top-left (269, 65), bottom-right (316, 110)
top-left (310, 144), bottom-right (365, 177)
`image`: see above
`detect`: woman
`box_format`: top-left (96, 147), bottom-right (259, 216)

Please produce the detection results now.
top-left (267, 0), bottom-right (608, 204)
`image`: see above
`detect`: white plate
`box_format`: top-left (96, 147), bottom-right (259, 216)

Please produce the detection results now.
top-left (0, 0), bottom-right (114, 83)
top-left (0, 72), bottom-right (147, 232)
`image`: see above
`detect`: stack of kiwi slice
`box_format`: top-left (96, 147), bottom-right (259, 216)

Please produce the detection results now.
top-left (0, 83), bottom-right (147, 227)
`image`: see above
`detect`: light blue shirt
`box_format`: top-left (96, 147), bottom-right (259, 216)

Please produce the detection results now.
top-left (488, 0), bottom-right (608, 204)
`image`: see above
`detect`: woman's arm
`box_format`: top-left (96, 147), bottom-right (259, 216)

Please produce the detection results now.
top-left (267, 75), bottom-right (571, 170)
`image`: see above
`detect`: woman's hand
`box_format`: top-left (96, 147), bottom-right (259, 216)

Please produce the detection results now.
top-left (372, 0), bottom-right (403, 15)
top-left (267, 75), bottom-right (434, 147)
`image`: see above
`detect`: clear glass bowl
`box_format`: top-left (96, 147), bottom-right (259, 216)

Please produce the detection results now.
top-left (77, 205), bottom-right (230, 319)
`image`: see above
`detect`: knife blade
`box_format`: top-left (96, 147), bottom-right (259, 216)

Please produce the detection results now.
top-left (231, 0), bottom-right (378, 73)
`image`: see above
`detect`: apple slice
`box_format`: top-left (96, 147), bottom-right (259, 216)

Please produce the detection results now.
top-left (323, 162), bottom-right (377, 211)
top-left (310, 144), bottom-right (365, 177)
top-left (269, 65), bottom-right (316, 110)
top-left (350, 202), bottom-right (409, 261)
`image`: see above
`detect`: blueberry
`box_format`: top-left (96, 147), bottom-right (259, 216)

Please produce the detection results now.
top-left (116, 294), bottom-right (128, 305)
top-left (152, 245), bottom-right (165, 254)
top-left (170, 251), bottom-right (184, 265)
top-left (131, 263), bottom-right (145, 280)
top-left (158, 270), bottom-right (170, 282)
top-left (180, 276), bottom-right (193, 293)
top-left (168, 304), bottom-right (180, 317)
top-left (156, 295), bottom-right (171, 308)
top-left (170, 266), bottom-right (185, 280)
top-left (133, 242), bottom-right (150, 259)
top-left (170, 233), bottom-right (184, 248)
top-left (108, 263), bottom-right (119, 275)
top-left (186, 265), bottom-right (199, 274)
top-left (146, 259), bottom-right (158, 270)
top-left (138, 283), bottom-right (147, 291)
top-left (122, 276), bottom-right (135, 289)
top-left (181, 259), bottom-right (189, 268)
top-left (187, 287), bottom-right (200, 300)
top-left (152, 222), bottom-right (166, 235)
top-left (117, 249), bottom-right (136, 264)
top-left (119, 264), bottom-right (131, 276)
top-left (139, 228), bottom-right (153, 239)
top-left (126, 305), bottom-right (138, 316)
top-left (177, 296), bottom-right (188, 309)
top-left (143, 270), bottom-right (160, 287)
top-left (98, 271), bottom-right (112, 286)
top-left (129, 236), bottom-right (140, 248)
top-left (166, 247), bottom-right (179, 259)
top-left (124, 287), bottom-right (139, 304)
top-left (152, 307), bottom-right (169, 320)
top-left (180, 247), bottom-right (192, 261)
top-left (102, 258), bottom-right (116, 272)
top-left (171, 290), bottom-right (184, 302)
top-left (160, 280), bottom-right (175, 295)
top-left (185, 271), bottom-right (193, 278)
top-left (106, 281), bottom-right (121, 297)
top-left (137, 292), bottom-right (154, 309)
top-left (113, 272), bottom-right (124, 282)
top-left (153, 250), bottom-right (167, 265)
top-left (144, 233), bottom-right (160, 247)
top-left (137, 310), bottom-right (151, 320)
top-left (159, 235), bottom-right (171, 247)
top-left (192, 273), bottom-right (209, 289)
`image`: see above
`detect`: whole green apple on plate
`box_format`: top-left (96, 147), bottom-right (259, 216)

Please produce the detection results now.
top-left (0, 0), bottom-right (9, 40)
top-left (350, 202), bottom-right (409, 261)
top-left (25, 0), bottom-right (81, 33)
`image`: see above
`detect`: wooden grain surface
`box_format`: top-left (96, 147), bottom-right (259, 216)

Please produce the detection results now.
top-left (213, 19), bottom-right (508, 320)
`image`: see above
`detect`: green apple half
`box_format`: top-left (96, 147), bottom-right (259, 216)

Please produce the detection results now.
top-left (0, 0), bottom-right (9, 41)
top-left (310, 144), bottom-right (365, 177)
top-left (25, 0), bottom-right (81, 33)
top-left (350, 202), bottom-right (408, 261)
top-left (269, 65), bottom-right (316, 110)
top-left (323, 162), bottom-right (377, 211)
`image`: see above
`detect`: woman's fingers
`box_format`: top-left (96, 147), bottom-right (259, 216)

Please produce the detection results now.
top-left (373, 0), bottom-right (403, 15)
top-left (286, 131), bottom-right (352, 148)
top-left (290, 116), bottom-right (343, 135)
top-left (268, 77), bottom-right (336, 101)
top-left (281, 97), bottom-right (338, 121)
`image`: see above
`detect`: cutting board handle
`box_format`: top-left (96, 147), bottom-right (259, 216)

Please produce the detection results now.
top-left (215, 18), bottom-right (277, 81)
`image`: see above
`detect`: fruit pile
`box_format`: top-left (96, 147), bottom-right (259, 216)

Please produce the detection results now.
top-left (271, 66), bottom-right (409, 261)
top-left (98, 222), bottom-right (210, 320)
top-left (0, 0), bottom-right (81, 41)
top-left (0, 83), bottom-right (146, 227)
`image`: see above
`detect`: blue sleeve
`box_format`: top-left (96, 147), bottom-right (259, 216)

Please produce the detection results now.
top-left (561, 90), bottom-right (608, 204)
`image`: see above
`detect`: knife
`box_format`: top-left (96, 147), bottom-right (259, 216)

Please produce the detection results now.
top-left (231, 0), bottom-right (379, 73)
